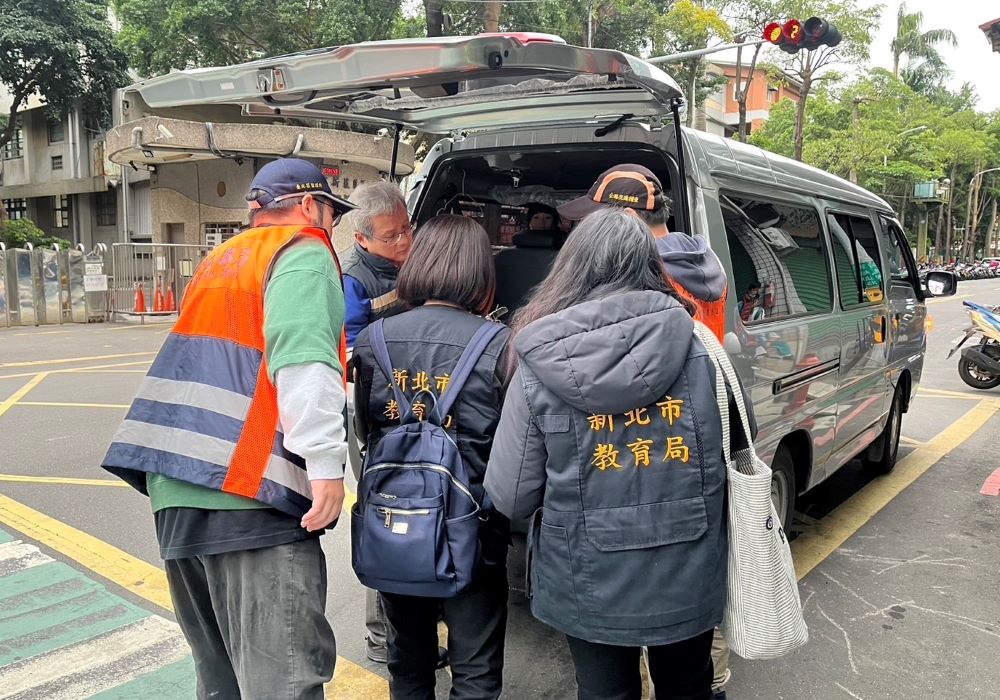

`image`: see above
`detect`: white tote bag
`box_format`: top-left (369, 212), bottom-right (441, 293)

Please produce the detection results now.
top-left (693, 323), bottom-right (808, 660)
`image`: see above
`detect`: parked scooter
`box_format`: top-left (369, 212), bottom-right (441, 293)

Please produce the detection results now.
top-left (948, 301), bottom-right (1000, 389)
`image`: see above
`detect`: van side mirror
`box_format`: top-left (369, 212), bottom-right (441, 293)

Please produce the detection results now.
top-left (923, 270), bottom-right (957, 298)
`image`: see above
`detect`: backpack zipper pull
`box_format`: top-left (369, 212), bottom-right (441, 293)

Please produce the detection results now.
top-left (383, 508), bottom-right (392, 528)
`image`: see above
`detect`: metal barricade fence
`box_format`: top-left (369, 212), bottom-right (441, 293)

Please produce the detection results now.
top-left (0, 243), bottom-right (91, 327)
top-left (110, 243), bottom-right (211, 319)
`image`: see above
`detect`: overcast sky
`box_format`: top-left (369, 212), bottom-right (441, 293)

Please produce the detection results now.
top-left (866, 0), bottom-right (999, 111)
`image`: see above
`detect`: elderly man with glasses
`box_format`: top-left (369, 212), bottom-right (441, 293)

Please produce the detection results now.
top-left (341, 181), bottom-right (414, 350)
top-left (102, 158), bottom-right (354, 698)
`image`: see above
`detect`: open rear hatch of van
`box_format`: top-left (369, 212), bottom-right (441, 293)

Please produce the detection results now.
top-left (117, 34), bottom-right (684, 136)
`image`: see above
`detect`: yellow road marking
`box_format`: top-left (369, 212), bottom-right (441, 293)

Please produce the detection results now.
top-left (0, 474), bottom-right (129, 487)
top-left (917, 387), bottom-right (998, 401)
top-left (0, 351), bottom-right (156, 369)
top-left (0, 360), bottom-right (152, 381)
top-left (0, 493), bottom-right (388, 698)
top-left (13, 330), bottom-right (73, 337)
top-left (792, 399), bottom-right (998, 580)
top-left (0, 373), bottom-right (48, 419)
top-left (898, 436), bottom-right (925, 447)
top-left (16, 401), bottom-right (131, 409)
top-left (105, 323), bottom-right (175, 332)
top-left (927, 293), bottom-right (973, 305)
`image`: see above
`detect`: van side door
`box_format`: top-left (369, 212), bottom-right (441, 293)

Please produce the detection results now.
top-left (828, 209), bottom-right (891, 459)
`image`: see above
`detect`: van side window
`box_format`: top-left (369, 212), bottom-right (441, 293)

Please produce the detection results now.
top-left (828, 213), bottom-right (884, 307)
top-left (883, 220), bottom-right (915, 284)
top-left (720, 192), bottom-right (832, 325)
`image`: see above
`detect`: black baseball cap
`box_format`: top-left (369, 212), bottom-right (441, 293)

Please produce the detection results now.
top-left (246, 158), bottom-right (355, 213)
top-left (558, 164), bottom-right (665, 221)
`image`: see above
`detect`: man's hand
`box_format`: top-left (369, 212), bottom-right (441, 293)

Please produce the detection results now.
top-left (302, 479), bottom-right (346, 532)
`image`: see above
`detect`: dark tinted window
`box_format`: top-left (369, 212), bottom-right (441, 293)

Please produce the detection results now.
top-left (721, 192), bottom-right (832, 324)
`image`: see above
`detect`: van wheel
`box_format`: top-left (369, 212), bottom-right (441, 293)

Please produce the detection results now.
top-left (770, 447), bottom-right (796, 533)
top-left (864, 385), bottom-right (903, 475)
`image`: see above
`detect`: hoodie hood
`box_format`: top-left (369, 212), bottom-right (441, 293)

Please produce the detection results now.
top-left (656, 233), bottom-right (727, 302)
top-left (515, 291), bottom-right (695, 415)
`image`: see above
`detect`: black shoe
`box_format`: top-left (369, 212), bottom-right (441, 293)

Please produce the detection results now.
top-left (436, 646), bottom-right (449, 670)
top-left (714, 691), bottom-right (728, 700)
top-left (365, 638), bottom-right (388, 664)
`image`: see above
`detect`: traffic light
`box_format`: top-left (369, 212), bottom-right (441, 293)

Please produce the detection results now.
top-left (763, 16), bottom-right (841, 53)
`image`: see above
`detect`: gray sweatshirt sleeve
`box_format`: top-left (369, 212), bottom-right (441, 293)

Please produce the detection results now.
top-left (485, 368), bottom-right (548, 521)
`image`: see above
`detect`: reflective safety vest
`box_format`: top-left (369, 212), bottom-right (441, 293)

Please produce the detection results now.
top-left (672, 283), bottom-right (727, 342)
top-left (102, 225), bottom-right (348, 518)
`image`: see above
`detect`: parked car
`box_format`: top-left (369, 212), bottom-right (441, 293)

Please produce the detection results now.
top-left (106, 32), bottom-right (957, 529)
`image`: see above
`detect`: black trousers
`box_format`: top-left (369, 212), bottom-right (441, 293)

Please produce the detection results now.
top-left (381, 566), bottom-right (508, 700)
top-left (566, 629), bottom-right (715, 700)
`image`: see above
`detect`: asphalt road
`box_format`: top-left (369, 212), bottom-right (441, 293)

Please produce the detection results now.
top-left (2, 279), bottom-right (1000, 699)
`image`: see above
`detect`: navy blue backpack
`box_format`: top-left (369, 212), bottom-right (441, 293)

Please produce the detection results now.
top-left (351, 318), bottom-right (505, 598)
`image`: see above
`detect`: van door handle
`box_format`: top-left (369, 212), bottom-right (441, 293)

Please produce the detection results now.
top-left (874, 315), bottom-right (887, 344)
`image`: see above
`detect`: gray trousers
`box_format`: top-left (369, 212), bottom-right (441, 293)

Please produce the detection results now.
top-left (165, 538), bottom-right (336, 700)
top-left (366, 587), bottom-right (389, 647)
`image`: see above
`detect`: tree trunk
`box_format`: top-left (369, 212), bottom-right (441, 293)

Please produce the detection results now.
top-left (687, 61), bottom-right (699, 128)
top-left (425, 0), bottom-right (445, 37)
top-left (793, 73), bottom-right (812, 162)
top-left (848, 99), bottom-right (860, 183)
top-left (900, 191), bottom-right (907, 230)
top-left (988, 198), bottom-right (999, 257)
top-left (483, 1), bottom-right (502, 33)
top-left (945, 167), bottom-right (957, 262)
top-left (934, 196), bottom-right (946, 261)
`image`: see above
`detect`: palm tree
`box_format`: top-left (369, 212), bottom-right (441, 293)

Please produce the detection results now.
top-left (890, 2), bottom-right (958, 78)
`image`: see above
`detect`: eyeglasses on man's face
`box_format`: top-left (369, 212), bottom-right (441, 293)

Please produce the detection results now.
top-left (372, 222), bottom-right (414, 245)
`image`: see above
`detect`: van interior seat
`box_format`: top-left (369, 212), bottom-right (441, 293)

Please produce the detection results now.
top-left (493, 230), bottom-right (562, 317)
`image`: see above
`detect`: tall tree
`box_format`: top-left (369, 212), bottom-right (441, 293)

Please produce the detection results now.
top-left (483, 1), bottom-right (503, 33)
top-left (114, 0), bottom-right (405, 74)
top-left (0, 0), bottom-right (128, 152)
top-left (768, 0), bottom-right (882, 161)
top-left (890, 2), bottom-right (957, 79)
top-left (651, 0), bottom-right (732, 128)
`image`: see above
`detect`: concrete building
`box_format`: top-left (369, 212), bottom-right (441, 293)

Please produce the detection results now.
top-left (103, 116), bottom-right (415, 252)
top-left (0, 93), bottom-right (127, 250)
top-left (982, 17), bottom-right (1000, 53)
top-left (699, 60), bottom-right (802, 138)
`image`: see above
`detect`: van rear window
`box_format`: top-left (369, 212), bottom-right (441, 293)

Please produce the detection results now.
top-left (720, 193), bottom-right (833, 325)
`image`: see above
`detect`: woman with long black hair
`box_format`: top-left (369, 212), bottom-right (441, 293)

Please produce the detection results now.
top-left (486, 207), bottom-right (752, 700)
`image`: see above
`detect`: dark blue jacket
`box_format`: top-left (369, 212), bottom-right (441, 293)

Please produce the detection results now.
top-left (486, 291), bottom-right (749, 646)
top-left (342, 244), bottom-right (406, 348)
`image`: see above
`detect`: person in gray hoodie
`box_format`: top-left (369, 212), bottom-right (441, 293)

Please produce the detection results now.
top-left (485, 208), bottom-right (753, 700)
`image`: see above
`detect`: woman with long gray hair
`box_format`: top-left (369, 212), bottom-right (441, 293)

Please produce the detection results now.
top-left (486, 208), bottom-right (752, 700)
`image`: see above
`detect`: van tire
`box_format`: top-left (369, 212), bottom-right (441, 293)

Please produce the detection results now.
top-left (770, 446), bottom-right (796, 533)
top-left (864, 385), bottom-right (902, 475)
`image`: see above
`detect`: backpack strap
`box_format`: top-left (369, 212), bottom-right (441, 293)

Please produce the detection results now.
top-left (436, 321), bottom-right (506, 419)
top-left (368, 319), bottom-right (410, 415)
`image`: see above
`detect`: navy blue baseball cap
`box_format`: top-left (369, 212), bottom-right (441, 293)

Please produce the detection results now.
top-left (246, 158), bottom-right (355, 213)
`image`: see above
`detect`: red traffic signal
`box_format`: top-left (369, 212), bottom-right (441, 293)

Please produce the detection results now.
top-left (763, 17), bottom-right (841, 53)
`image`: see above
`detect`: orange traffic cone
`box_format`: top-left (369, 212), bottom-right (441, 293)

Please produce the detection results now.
top-left (153, 283), bottom-right (165, 312)
top-left (134, 283), bottom-right (147, 313)
top-left (165, 282), bottom-right (177, 312)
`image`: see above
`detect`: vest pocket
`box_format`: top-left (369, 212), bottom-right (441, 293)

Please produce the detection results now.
top-left (529, 517), bottom-right (580, 624)
top-left (575, 497), bottom-right (712, 627)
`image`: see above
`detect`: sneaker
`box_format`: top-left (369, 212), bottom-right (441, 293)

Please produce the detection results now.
top-left (365, 638), bottom-right (388, 664)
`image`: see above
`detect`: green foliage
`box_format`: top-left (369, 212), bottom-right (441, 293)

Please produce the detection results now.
top-left (0, 0), bottom-right (128, 150)
top-left (0, 219), bottom-right (71, 250)
top-left (113, 0), bottom-right (407, 75)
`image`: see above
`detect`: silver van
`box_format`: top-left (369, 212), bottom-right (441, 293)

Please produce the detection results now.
top-left (108, 33), bottom-right (956, 527)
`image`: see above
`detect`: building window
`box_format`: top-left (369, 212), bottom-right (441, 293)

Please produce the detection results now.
top-left (54, 195), bottom-right (71, 229)
top-left (767, 86), bottom-right (779, 103)
top-left (3, 198), bottom-right (27, 220)
top-left (203, 221), bottom-right (242, 247)
top-left (51, 155), bottom-right (63, 170)
top-left (3, 123), bottom-right (23, 160)
top-left (47, 118), bottom-right (64, 144)
top-left (95, 190), bottom-right (116, 227)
